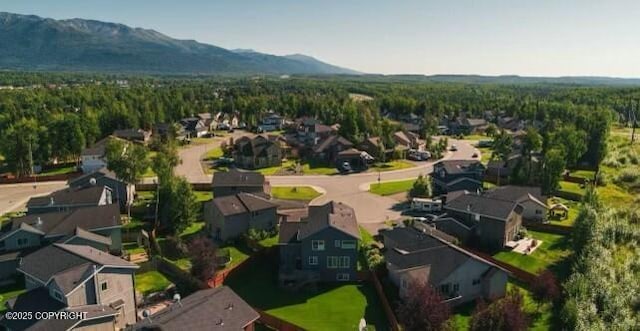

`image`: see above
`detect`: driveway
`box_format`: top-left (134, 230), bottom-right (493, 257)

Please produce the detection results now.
top-left (0, 181), bottom-right (68, 215)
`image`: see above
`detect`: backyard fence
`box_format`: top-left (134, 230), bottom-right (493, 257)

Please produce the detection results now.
top-left (463, 247), bottom-right (538, 285)
top-left (135, 182), bottom-right (212, 191)
top-left (523, 221), bottom-right (572, 235)
top-left (208, 246), bottom-right (276, 288)
top-left (553, 190), bottom-right (583, 202)
top-left (0, 172), bottom-right (81, 184)
top-left (370, 271), bottom-right (401, 331)
top-left (256, 309), bottom-right (305, 331)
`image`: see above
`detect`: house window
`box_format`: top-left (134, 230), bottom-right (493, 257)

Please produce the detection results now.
top-left (308, 256), bottom-right (318, 265)
top-left (336, 273), bottom-right (350, 281)
top-left (341, 240), bottom-right (357, 249)
top-left (472, 278), bottom-right (481, 286)
top-left (327, 256), bottom-right (339, 269)
top-left (312, 240), bottom-right (325, 251)
top-left (101, 281), bottom-right (108, 291)
top-left (334, 240), bottom-right (341, 248)
top-left (401, 278), bottom-right (408, 289)
top-left (52, 290), bottom-right (64, 302)
top-left (338, 256), bottom-right (351, 268)
top-left (440, 283), bottom-right (450, 294)
top-left (17, 238), bottom-right (28, 247)
top-left (452, 283), bottom-right (460, 293)
top-left (535, 209), bottom-right (542, 215)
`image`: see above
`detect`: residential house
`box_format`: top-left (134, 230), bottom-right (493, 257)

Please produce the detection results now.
top-left (483, 186), bottom-right (548, 222)
top-left (204, 193), bottom-right (278, 241)
top-left (296, 118), bottom-right (335, 145)
top-left (0, 204), bottom-right (122, 255)
top-left (279, 201), bottom-right (360, 284)
top-left (382, 226), bottom-right (508, 305)
top-left (442, 192), bottom-right (524, 249)
top-left (113, 129), bottom-right (152, 144)
top-left (497, 116), bottom-right (524, 132)
top-left (432, 160), bottom-right (486, 194)
top-left (258, 111), bottom-right (286, 132)
top-left (80, 136), bottom-right (112, 173)
top-left (449, 117), bottom-right (488, 135)
top-left (131, 286), bottom-right (259, 331)
top-left (312, 135), bottom-right (354, 164)
top-left (180, 117), bottom-right (208, 138)
top-left (393, 130), bottom-right (421, 150)
top-left (233, 135), bottom-right (282, 170)
top-left (359, 136), bottom-right (393, 161)
top-left (335, 148), bottom-right (372, 171)
top-left (197, 112), bottom-right (218, 132)
top-left (211, 170), bottom-right (270, 198)
top-left (0, 244), bottom-right (138, 330)
top-left (485, 153), bottom-right (540, 185)
top-left (69, 168), bottom-right (135, 212)
top-left (154, 123), bottom-right (187, 142)
top-left (26, 185), bottom-right (113, 215)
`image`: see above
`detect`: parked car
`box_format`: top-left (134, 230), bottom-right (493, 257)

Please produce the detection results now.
top-left (339, 161), bottom-right (352, 173)
top-left (407, 150), bottom-right (431, 161)
top-left (472, 152), bottom-right (478, 158)
top-left (450, 144), bottom-right (458, 151)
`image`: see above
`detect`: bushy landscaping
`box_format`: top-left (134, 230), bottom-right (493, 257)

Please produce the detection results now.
top-left (493, 230), bottom-right (571, 276)
top-left (369, 179), bottom-right (416, 196)
top-left (271, 186), bottom-right (322, 201)
top-left (225, 257), bottom-right (388, 331)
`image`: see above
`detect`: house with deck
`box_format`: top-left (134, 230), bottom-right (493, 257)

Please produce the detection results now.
top-left (382, 226), bottom-right (508, 305)
top-left (278, 201), bottom-right (360, 285)
top-left (483, 185), bottom-right (548, 222)
top-left (0, 244), bottom-right (138, 331)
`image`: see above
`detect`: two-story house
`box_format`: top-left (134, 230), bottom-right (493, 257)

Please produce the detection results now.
top-left (113, 128), bottom-right (152, 144)
top-left (204, 193), bottom-right (278, 241)
top-left (0, 244), bottom-right (138, 331)
top-left (382, 226), bottom-right (508, 306)
top-left (483, 185), bottom-right (548, 222)
top-left (432, 160), bottom-right (486, 194)
top-left (278, 201), bottom-right (360, 285)
top-left (180, 117), bottom-right (208, 138)
top-left (258, 111), bottom-right (286, 132)
top-left (68, 168), bottom-right (135, 212)
top-left (26, 184), bottom-right (113, 214)
top-left (211, 170), bottom-right (270, 198)
top-left (312, 135), bottom-right (354, 164)
top-left (131, 286), bottom-right (259, 331)
top-left (233, 135), bottom-right (283, 170)
top-left (442, 192), bottom-right (523, 249)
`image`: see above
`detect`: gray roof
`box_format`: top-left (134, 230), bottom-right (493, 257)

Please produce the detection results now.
top-left (68, 167), bottom-right (121, 186)
top-left (483, 185), bottom-right (545, 204)
top-left (278, 220), bottom-right (302, 244)
top-left (382, 227), bottom-right (507, 284)
top-left (444, 193), bottom-right (522, 220)
top-left (1, 287), bottom-right (66, 330)
top-left (133, 286), bottom-right (259, 331)
top-left (313, 135), bottom-right (353, 153)
top-left (212, 193), bottom-right (276, 217)
top-left (27, 185), bottom-right (106, 208)
top-left (18, 244), bottom-right (137, 292)
top-left (298, 201), bottom-right (360, 240)
top-left (436, 160), bottom-right (485, 175)
top-left (9, 204), bottom-right (120, 238)
top-left (212, 170), bottom-right (265, 188)
top-left (67, 227), bottom-right (113, 246)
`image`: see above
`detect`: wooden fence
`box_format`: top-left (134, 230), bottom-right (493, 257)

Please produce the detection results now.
top-left (256, 309), bottom-right (305, 331)
top-left (0, 172), bottom-right (81, 184)
top-left (553, 190), bottom-right (583, 202)
top-left (136, 182), bottom-right (212, 191)
top-left (463, 247), bottom-right (538, 285)
top-left (370, 271), bottom-right (401, 331)
top-left (523, 221), bottom-right (572, 235)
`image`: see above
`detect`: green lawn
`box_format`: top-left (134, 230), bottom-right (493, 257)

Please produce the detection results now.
top-left (370, 160), bottom-right (415, 172)
top-left (38, 165), bottom-right (76, 176)
top-left (123, 242), bottom-right (145, 255)
top-left (493, 230), bottom-right (571, 276)
top-left (462, 134), bottom-right (490, 141)
top-left (225, 258), bottom-right (388, 331)
top-left (256, 160), bottom-right (296, 176)
top-left (203, 147), bottom-right (223, 160)
top-left (568, 169), bottom-right (595, 180)
top-left (547, 197), bottom-right (580, 227)
top-left (359, 226), bottom-right (375, 246)
top-left (271, 186), bottom-right (322, 201)
top-left (300, 160), bottom-right (338, 175)
top-left (0, 282), bottom-right (26, 312)
top-left (597, 183), bottom-right (637, 208)
top-left (369, 179), bottom-right (416, 196)
top-left (190, 137), bottom-right (217, 145)
top-left (180, 221), bottom-right (206, 238)
top-left (478, 147), bottom-right (492, 165)
top-left (219, 243), bottom-right (251, 270)
top-left (142, 151), bottom-right (158, 178)
top-left (168, 258), bottom-right (192, 271)
top-left (134, 270), bottom-right (172, 295)
top-left (558, 180), bottom-right (585, 196)
top-left (258, 235), bottom-right (279, 248)
top-left (193, 191), bottom-right (213, 203)
top-left (451, 280), bottom-right (553, 330)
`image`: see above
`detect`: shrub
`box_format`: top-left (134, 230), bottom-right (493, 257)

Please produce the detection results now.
top-left (617, 169), bottom-right (639, 183)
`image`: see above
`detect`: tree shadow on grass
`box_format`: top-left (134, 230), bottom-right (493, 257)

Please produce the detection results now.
top-left (357, 283), bottom-right (390, 330)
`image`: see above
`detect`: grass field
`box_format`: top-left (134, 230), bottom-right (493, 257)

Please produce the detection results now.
top-left (193, 191), bottom-right (213, 203)
top-left (547, 197), bottom-right (580, 227)
top-left (370, 160), bottom-right (415, 172)
top-left (271, 186), bottom-right (322, 201)
top-left (369, 179), bottom-right (416, 196)
top-left (462, 134), bottom-right (490, 141)
top-left (203, 147), bottom-right (223, 160)
top-left (478, 147), bottom-right (492, 165)
top-left (451, 280), bottom-right (553, 331)
top-left (493, 230), bottom-right (571, 276)
top-left (225, 258), bottom-right (388, 331)
top-left (134, 270), bottom-right (172, 295)
top-left (568, 169), bottom-right (595, 180)
top-left (37, 165), bottom-right (76, 176)
top-left (142, 151), bottom-right (157, 178)
top-left (558, 180), bottom-right (585, 197)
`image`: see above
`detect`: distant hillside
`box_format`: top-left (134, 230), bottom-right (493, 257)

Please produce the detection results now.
top-left (0, 12), bottom-right (359, 75)
top-left (379, 74), bottom-right (640, 86)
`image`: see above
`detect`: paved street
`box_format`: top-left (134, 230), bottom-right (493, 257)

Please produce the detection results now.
top-left (0, 181), bottom-right (68, 215)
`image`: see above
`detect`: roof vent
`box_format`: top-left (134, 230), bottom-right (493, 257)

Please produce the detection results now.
top-left (225, 303), bottom-right (234, 310)
top-left (36, 217), bottom-right (43, 226)
top-left (142, 309), bottom-right (152, 323)
top-left (173, 293), bottom-right (182, 307)
top-left (216, 319), bottom-right (224, 326)
top-left (49, 197), bottom-right (55, 206)
top-left (89, 178), bottom-right (97, 186)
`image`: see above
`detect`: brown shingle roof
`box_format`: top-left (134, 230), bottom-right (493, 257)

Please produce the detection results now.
top-left (212, 193), bottom-right (276, 217)
top-left (212, 170), bottom-right (265, 188)
top-left (10, 204), bottom-right (120, 238)
top-left (298, 201), bottom-right (360, 240)
top-left (27, 185), bottom-right (107, 208)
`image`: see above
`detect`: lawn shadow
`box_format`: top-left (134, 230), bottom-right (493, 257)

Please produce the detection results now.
top-left (357, 283), bottom-right (390, 330)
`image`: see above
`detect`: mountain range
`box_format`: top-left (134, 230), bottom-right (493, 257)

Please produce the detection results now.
top-left (0, 12), bottom-right (359, 75)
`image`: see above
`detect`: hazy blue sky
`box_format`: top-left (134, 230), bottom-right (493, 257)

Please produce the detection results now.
top-left (3, 0), bottom-right (640, 77)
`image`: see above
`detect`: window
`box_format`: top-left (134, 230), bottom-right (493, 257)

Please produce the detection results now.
top-left (52, 290), bottom-right (64, 302)
top-left (101, 281), bottom-right (108, 291)
top-left (336, 273), bottom-right (350, 281)
top-left (452, 283), bottom-right (460, 293)
top-left (334, 240), bottom-right (341, 248)
top-left (440, 283), bottom-right (450, 294)
top-left (308, 256), bottom-right (318, 265)
top-left (339, 256), bottom-right (351, 268)
top-left (535, 209), bottom-right (542, 215)
top-left (17, 238), bottom-right (28, 247)
top-left (472, 278), bottom-right (481, 286)
top-left (401, 278), bottom-right (408, 289)
top-left (311, 240), bottom-right (325, 251)
top-left (327, 256), bottom-right (339, 269)
top-left (341, 240), bottom-right (357, 249)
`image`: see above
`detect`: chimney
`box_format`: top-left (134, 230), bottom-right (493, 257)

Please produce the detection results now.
top-left (49, 197), bottom-right (55, 206)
